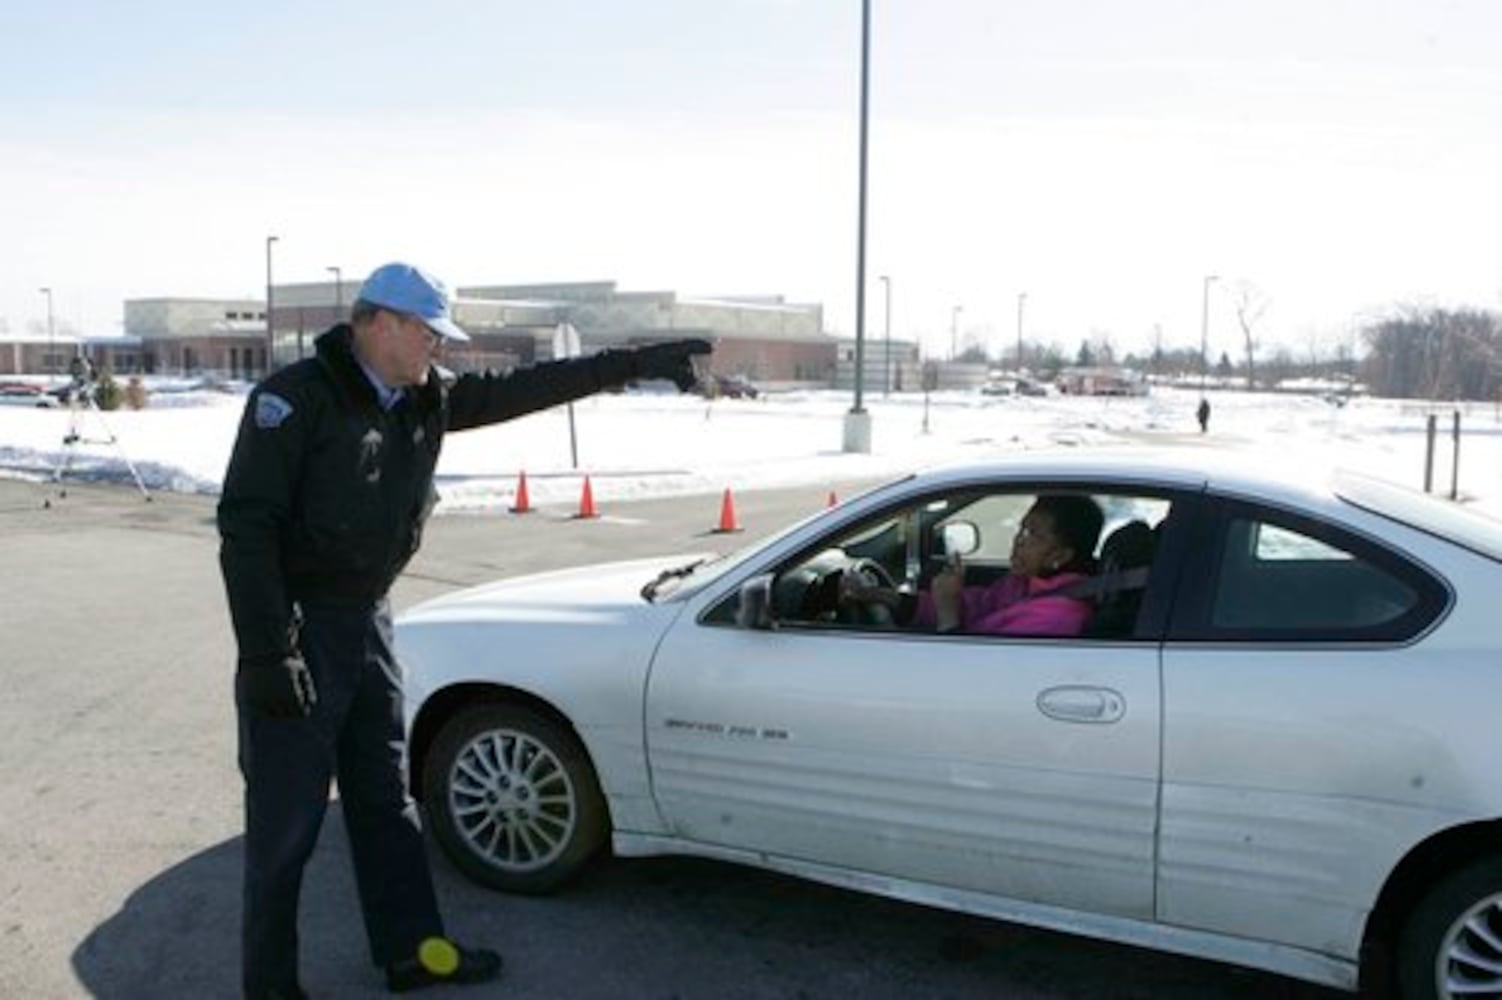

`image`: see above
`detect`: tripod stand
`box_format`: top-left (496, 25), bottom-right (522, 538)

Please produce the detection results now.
top-left (48, 385), bottom-right (152, 502)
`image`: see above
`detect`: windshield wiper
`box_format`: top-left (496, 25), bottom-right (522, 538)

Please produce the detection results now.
top-left (641, 558), bottom-right (709, 602)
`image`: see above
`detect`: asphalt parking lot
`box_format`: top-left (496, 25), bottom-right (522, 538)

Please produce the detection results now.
top-left (0, 477), bottom-right (1344, 999)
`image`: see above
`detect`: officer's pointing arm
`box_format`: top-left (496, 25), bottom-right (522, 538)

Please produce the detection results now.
top-left (445, 338), bottom-right (712, 431)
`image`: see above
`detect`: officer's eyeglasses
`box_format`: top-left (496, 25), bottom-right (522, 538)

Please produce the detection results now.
top-left (397, 314), bottom-right (442, 350)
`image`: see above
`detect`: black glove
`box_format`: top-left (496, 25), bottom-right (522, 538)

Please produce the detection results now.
top-left (630, 339), bottom-right (712, 392)
top-left (237, 653), bottom-right (317, 718)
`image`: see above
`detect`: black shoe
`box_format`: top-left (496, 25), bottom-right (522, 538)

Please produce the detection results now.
top-left (385, 940), bottom-right (503, 993)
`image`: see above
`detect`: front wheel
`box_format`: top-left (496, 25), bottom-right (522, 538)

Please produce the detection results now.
top-left (423, 704), bottom-right (609, 894)
top-left (1397, 857), bottom-right (1502, 999)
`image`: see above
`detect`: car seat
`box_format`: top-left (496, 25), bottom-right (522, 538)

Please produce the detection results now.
top-left (1083, 520), bottom-right (1157, 638)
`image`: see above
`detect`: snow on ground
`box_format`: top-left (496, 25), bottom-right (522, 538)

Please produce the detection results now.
top-left (1, 379), bottom-right (1499, 521)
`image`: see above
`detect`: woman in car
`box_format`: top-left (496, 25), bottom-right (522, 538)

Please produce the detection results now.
top-left (844, 493), bottom-right (1104, 636)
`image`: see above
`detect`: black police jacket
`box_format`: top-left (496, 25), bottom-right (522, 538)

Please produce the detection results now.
top-left (218, 324), bottom-right (642, 664)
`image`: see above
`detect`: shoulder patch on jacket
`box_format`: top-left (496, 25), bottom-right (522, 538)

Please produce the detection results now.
top-left (254, 392), bottom-right (295, 429)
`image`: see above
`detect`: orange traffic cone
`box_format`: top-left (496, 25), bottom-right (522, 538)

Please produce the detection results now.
top-left (713, 487), bottom-right (742, 533)
top-left (826, 490), bottom-right (839, 508)
top-left (509, 470), bottom-right (533, 514)
top-left (574, 475), bottom-right (599, 519)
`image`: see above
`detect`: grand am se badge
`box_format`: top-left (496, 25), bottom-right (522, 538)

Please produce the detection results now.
top-left (663, 719), bottom-right (789, 741)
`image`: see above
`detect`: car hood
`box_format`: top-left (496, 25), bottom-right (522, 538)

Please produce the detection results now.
top-left (397, 552), bottom-right (717, 627)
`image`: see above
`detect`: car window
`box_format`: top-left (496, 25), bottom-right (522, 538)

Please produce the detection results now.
top-left (1202, 507), bottom-right (1445, 639)
top-left (1250, 522), bottom-right (1350, 562)
top-left (932, 494), bottom-right (1028, 564)
top-left (705, 484), bottom-right (1181, 641)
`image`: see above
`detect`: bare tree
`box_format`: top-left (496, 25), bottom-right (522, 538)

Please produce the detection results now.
top-left (1300, 323), bottom-right (1328, 370)
top-left (1359, 305), bottom-right (1502, 400)
top-left (1229, 280), bottom-right (1270, 389)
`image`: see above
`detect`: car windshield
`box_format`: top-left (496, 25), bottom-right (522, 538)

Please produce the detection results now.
top-left (644, 474), bottom-right (918, 603)
top-left (1334, 469), bottom-right (1502, 563)
top-left (641, 516), bottom-right (816, 603)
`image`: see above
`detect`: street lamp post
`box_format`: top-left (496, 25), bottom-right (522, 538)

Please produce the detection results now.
top-left (1199, 274), bottom-right (1218, 398)
top-left (950, 305), bottom-right (963, 360)
top-left (39, 286), bottom-right (54, 377)
top-left (265, 235), bottom-right (279, 374)
top-left (842, 0), bottom-right (873, 453)
top-left (1016, 292), bottom-right (1027, 371)
top-left (879, 274), bottom-right (892, 395)
top-left (327, 265), bottom-right (343, 322)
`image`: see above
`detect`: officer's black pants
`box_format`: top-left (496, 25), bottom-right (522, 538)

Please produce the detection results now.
top-left (237, 599), bottom-right (442, 997)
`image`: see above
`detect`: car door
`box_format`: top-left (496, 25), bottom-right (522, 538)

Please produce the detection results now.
top-left (1157, 496), bottom-right (1451, 959)
top-left (642, 486), bottom-right (1184, 920)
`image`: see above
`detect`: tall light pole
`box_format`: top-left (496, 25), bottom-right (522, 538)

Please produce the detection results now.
top-left (1016, 292), bottom-right (1027, 372)
top-left (879, 274), bottom-right (892, 395)
top-left (842, 0), bottom-right (873, 453)
top-left (950, 305), bottom-right (963, 360)
top-left (38, 287), bottom-right (54, 377)
top-left (265, 235), bottom-right (279, 374)
top-left (327, 265), bottom-right (343, 321)
top-left (1199, 274), bottom-right (1218, 398)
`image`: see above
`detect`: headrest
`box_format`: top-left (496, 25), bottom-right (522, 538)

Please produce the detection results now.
top-left (1100, 520), bottom-right (1156, 570)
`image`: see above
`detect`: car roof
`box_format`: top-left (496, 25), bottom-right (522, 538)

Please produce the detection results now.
top-left (900, 447), bottom-right (1335, 508)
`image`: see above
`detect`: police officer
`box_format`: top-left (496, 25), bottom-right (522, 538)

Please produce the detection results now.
top-left (218, 262), bottom-right (709, 998)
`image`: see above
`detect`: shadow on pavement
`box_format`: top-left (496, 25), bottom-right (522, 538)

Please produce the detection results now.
top-left (72, 807), bottom-right (1346, 1000)
top-left (71, 813), bottom-right (380, 999)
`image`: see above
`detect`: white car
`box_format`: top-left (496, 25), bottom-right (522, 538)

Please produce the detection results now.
top-left (396, 451), bottom-right (1502, 1000)
top-left (0, 382), bottom-right (61, 407)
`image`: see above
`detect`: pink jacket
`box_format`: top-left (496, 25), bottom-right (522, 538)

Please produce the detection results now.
top-left (913, 571), bottom-right (1092, 637)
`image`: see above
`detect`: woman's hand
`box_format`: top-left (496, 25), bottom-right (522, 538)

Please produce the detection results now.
top-left (932, 554), bottom-right (964, 631)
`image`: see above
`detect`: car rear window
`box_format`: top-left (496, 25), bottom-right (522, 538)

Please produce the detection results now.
top-left (1334, 470), bottom-right (1502, 563)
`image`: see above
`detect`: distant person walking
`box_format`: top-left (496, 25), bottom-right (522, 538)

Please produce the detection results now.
top-left (217, 262), bottom-right (709, 999)
top-left (1196, 397), bottom-right (1211, 434)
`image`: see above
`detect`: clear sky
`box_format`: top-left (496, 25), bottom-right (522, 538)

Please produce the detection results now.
top-left (3, 0), bottom-right (1500, 361)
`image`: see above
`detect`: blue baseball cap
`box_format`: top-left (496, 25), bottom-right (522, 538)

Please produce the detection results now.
top-left (357, 262), bottom-right (470, 343)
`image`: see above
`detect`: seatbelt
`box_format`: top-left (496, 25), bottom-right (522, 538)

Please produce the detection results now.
top-left (1055, 565), bottom-right (1151, 601)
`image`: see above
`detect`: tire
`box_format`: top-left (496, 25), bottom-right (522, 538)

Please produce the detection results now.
top-left (1397, 856), bottom-right (1502, 1000)
top-left (423, 703), bottom-right (609, 894)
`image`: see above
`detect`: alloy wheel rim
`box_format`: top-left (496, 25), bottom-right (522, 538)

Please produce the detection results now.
top-left (1438, 892), bottom-right (1502, 998)
top-left (448, 727), bottom-right (578, 872)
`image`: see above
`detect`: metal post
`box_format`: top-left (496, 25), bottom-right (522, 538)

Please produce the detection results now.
top-left (841, 0), bottom-right (873, 454)
top-left (851, 0), bottom-right (870, 416)
top-left (1451, 409), bottom-right (1461, 500)
top-left (1423, 413), bottom-right (1437, 493)
top-left (1016, 291), bottom-right (1027, 371)
top-left (327, 265), bottom-right (343, 323)
top-left (1199, 274), bottom-right (1218, 399)
top-left (39, 286), bottom-right (54, 377)
top-left (879, 274), bottom-right (891, 396)
top-left (951, 305), bottom-right (963, 360)
top-left (265, 235), bottom-right (279, 374)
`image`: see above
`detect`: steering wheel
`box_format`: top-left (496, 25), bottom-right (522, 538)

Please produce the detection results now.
top-left (838, 557), bottom-right (899, 626)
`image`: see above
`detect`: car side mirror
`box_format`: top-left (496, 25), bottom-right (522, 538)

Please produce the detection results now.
top-left (736, 573), bottom-right (775, 630)
top-left (940, 521), bottom-right (980, 558)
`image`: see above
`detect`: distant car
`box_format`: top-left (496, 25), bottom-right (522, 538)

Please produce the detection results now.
top-left (1015, 377), bottom-right (1050, 396)
top-left (0, 382), bottom-right (60, 407)
top-left (397, 452), bottom-right (1502, 1000)
top-left (700, 373), bottom-right (759, 399)
top-left (982, 376), bottom-right (1049, 397)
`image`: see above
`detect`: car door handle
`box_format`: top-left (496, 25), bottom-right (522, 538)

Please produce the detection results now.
top-left (1036, 686), bottom-right (1126, 724)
